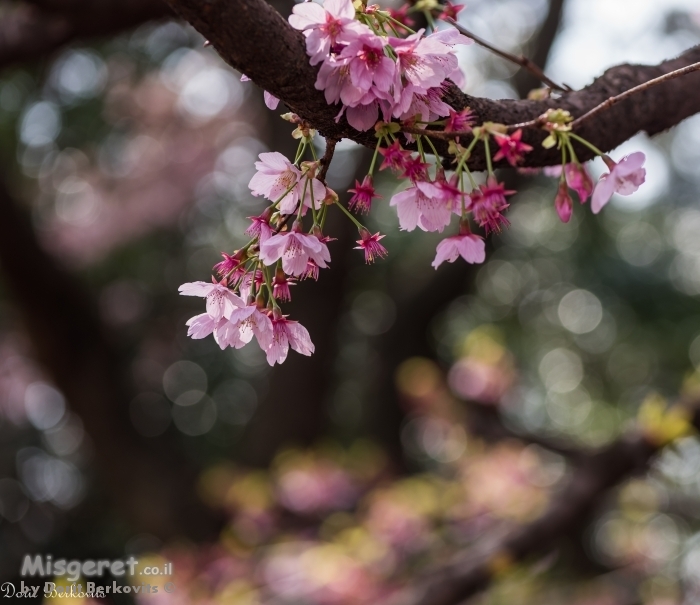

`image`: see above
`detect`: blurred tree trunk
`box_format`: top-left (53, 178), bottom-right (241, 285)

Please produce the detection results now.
top-left (0, 177), bottom-right (218, 540)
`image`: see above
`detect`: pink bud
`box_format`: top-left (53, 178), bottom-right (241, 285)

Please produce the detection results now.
top-left (554, 181), bottom-right (573, 223)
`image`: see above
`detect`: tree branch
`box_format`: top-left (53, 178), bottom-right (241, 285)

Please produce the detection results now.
top-left (160, 0), bottom-right (700, 171)
top-left (389, 407), bottom-right (700, 605)
top-left (0, 0), bottom-right (171, 69)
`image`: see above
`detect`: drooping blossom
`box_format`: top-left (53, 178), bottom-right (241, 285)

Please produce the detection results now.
top-left (591, 152), bottom-right (646, 214)
top-left (248, 152), bottom-right (325, 214)
top-left (301, 259), bottom-right (320, 281)
top-left (179, 278), bottom-right (244, 321)
top-left (554, 180), bottom-right (573, 223)
top-left (387, 5), bottom-right (415, 34)
top-left (213, 251), bottom-right (246, 278)
top-left (348, 175), bottom-right (381, 214)
top-left (259, 223), bottom-right (331, 276)
top-left (245, 209), bottom-right (274, 244)
top-left (444, 107), bottom-right (475, 133)
top-left (218, 303), bottom-right (273, 350)
top-left (401, 156), bottom-right (429, 182)
top-left (266, 313), bottom-right (315, 365)
top-left (438, 0), bottom-right (465, 21)
top-left (355, 228), bottom-right (389, 263)
top-left (238, 270), bottom-right (265, 301)
top-left (185, 313), bottom-right (228, 341)
top-left (390, 180), bottom-right (453, 232)
top-left (288, 0), bottom-right (365, 65)
top-left (493, 129), bottom-right (533, 166)
top-left (379, 140), bottom-right (412, 173)
top-left (470, 177), bottom-right (514, 233)
top-left (435, 168), bottom-right (465, 214)
top-left (273, 268), bottom-right (295, 302)
top-left (432, 227), bottom-right (486, 269)
top-left (564, 163), bottom-right (593, 203)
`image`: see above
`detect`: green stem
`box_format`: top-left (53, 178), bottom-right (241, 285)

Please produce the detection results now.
top-left (334, 200), bottom-right (365, 230)
top-left (483, 136), bottom-right (494, 176)
top-left (569, 133), bottom-right (606, 157)
top-left (294, 140), bottom-right (307, 165)
top-left (424, 135), bottom-right (441, 161)
top-left (368, 138), bottom-right (382, 175)
top-left (380, 12), bottom-right (416, 34)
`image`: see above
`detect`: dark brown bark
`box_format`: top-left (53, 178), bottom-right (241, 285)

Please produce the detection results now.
top-left (161, 0), bottom-right (700, 170)
top-left (0, 178), bottom-right (217, 540)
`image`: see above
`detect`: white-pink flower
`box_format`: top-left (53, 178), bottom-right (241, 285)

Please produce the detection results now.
top-left (390, 180), bottom-right (453, 232)
top-left (390, 28), bottom-right (469, 95)
top-left (179, 279), bottom-right (244, 321)
top-left (289, 0), bottom-right (366, 65)
top-left (248, 152), bottom-right (326, 214)
top-left (185, 313), bottom-right (227, 340)
top-left (591, 152), bottom-right (646, 214)
top-left (266, 316), bottom-right (315, 365)
top-left (340, 33), bottom-right (396, 96)
top-left (431, 233), bottom-right (486, 268)
top-left (218, 304), bottom-right (273, 350)
top-left (259, 226), bottom-right (331, 276)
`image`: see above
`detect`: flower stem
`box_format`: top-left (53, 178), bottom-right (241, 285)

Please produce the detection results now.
top-left (568, 132), bottom-right (606, 157)
top-left (334, 200), bottom-right (365, 230)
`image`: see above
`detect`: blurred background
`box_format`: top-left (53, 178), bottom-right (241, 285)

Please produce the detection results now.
top-left (1, 0), bottom-right (700, 603)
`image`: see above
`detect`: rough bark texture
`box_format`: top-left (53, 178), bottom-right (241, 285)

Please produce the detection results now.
top-left (161, 0), bottom-right (700, 170)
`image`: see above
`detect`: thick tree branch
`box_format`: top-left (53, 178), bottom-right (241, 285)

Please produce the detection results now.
top-left (390, 407), bottom-right (700, 605)
top-left (0, 0), bottom-right (171, 69)
top-left (161, 0), bottom-right (700, 171)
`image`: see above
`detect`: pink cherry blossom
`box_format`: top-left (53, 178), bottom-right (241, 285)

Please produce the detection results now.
top-left (564, 163), bottom-right (593, 203)
top-left (220, 304), bottom-right (273, 350)
top-left (266, 315), bottom-right (315, 365)
top-left (213, 251), bottom-right (246, 278)
top-left (273, 269), bottom-right (295, 302)
top-left (245, 211), bottom-right (274, 244)
top-left (444, 107), bottom-right (475, 133)
top-left (438, 1), bottom-right (465, 21)
top-left (432, 229), bottom-right (485, 269)
top-left (289, 0), bottom-right (365, 65)
top-left (470, 177), bottom-right (514, 233)
top-left (493, 129), bottom-right (533, 166)
top-left (348, 175), bottom-right (381, 214)
top-left (185, 313), bottom-right (227, 340)
top-left (355, 228), bottom-right (389, 263)
top-left (401, 156), bottom-right (429, 182)
top-left (379, 140), bottom-right (412, 172)
top-left (390, 180), bottom-right (452, 232)
top-left (179, 279), bottom-right (244, 321)
top-left (248, 152), bottom-right (326, 214)
top-left (554, 181), bottom-right (573, 223)
top-left (259, 224), bottom-right (331, 276)
top-left (591, 152), bottom-right (646, 214)
top-left (340, 33), bottom-right (396, 95)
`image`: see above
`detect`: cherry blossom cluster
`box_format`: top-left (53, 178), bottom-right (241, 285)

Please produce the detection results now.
top-left (289, 0), bottom-right (471, 131)
top-left (179, 0), bottom-right (648, 365)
